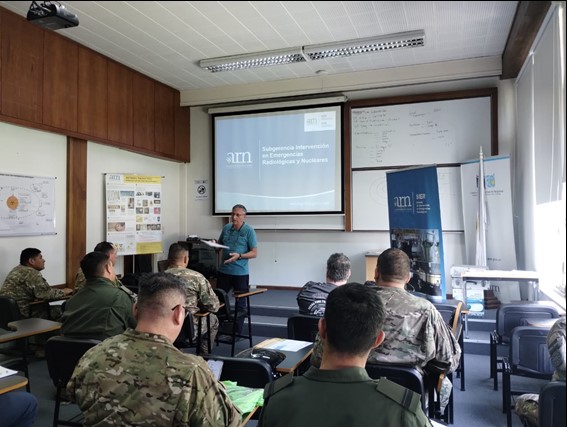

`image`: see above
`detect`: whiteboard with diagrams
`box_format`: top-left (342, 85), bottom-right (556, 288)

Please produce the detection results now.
top-left (0, 173), bottom-right (56, 236)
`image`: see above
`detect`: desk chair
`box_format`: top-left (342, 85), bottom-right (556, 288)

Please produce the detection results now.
top-left (501, 326), bottom-right (554, 427)
top-left (286, 314), bottom-right (320, 342)
top-left (539, 381), bottom-right (566, 427)
top-left (433, 301), bottom-right (465, 391)
top-left (0, 296), bottom-right (30, 392)
top-left (364, 362), bottom-right (428, 413)
top-left (214, 288), bottom-right (267, 356)
top-left (157, 259), bottom-right (169, 272)
top-left (203, 354), bottom-right (273, 420)
top-left (45, 336), bottom-right (101, 427)
top-left (490, 302), bottom-right (559, 390)
top-left (173, 311), bottom-right (196, 349)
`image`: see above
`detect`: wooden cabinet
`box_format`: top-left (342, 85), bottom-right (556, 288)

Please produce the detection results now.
top-left (0, 11), bottom-right (43, 123)
top-left (43, 31), bottom-right (78, 131)
top-left (78, 47), bottom-right (107, 139)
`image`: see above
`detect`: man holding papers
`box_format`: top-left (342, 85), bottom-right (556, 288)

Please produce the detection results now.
top-left (215, 204), bottom-right (257, 334)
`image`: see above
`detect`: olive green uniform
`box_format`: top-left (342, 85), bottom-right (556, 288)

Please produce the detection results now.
top-left (258, 366), bottom-right (432, 427)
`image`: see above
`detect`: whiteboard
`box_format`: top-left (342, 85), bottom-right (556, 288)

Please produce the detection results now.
top-left (352, 166), bottom-right (463, 231)
top-left (351, 97), bottom-right (492, 168)
top-left (0, 173), bottom-right (56, 236)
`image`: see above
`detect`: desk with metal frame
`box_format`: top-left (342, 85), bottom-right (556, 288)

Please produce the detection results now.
top-left (0, 318), bottom-right (62, 344)
top-left (0, 375), bottom-right (28, 395)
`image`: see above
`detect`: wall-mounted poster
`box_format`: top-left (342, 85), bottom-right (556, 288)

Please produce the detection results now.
top-left (105, 174), bottom-right (162, 255)
top-left (0, 172), bottom-right (56, 236)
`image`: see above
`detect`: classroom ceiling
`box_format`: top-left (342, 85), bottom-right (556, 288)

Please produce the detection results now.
top-left (0, 1), bottom-right (524, 92)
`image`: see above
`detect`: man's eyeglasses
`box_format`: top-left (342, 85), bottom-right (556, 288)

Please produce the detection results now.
top-left (171, 304), bottom-right (191, 317)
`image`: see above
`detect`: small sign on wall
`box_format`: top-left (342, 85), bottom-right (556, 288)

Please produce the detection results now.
top-left (194, 179), bottom-right (209, 201)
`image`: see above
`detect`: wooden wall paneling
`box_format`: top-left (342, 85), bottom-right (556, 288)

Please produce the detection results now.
top-left (107, 60), bottom-right (133, 146)
top-left (0, 12), bottom-right (2, 104)
top-left (154, 82), bottom-right (175, 156)
top-left (132, 73), bottom-right (155, 151)
top-left (1, 11), bottom-right (43, 123)
top-left (43, 31), bottom-right (78, 131)
top-left (78, 47), bottom-right (107, 139)
top-left (174, 91), bottom-right (190, 162)
top-left (66, 137), bottom-right (87, 287)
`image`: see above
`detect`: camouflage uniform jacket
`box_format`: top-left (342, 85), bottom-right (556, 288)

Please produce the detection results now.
top-left (73, 267), bottom-right (136, 301)
top-left (165, 267), bottom-right (220, 317)
top-left (366, 287), bottom-right (461, 375)
top-left (0, 265), bottom-right (66, 317)
top-left (67, 329), bottom-right (242, 427)
top-left (258, 366), bottom-right (432, 427)
top-left (548, 315), bottom-right (566, 382)
top-left (310, 286), bottom-right (461, 377)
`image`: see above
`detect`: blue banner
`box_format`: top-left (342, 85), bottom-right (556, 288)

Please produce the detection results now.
top-left (386, 166), bottom-right (445, 302)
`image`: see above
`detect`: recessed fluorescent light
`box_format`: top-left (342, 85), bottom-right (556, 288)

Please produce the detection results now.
top-left (199, 30), bottom-right (425, 73)
top-left (304, 30), bottom-right (425, 60)
top-left (199, 47), bottom-right (306, 73)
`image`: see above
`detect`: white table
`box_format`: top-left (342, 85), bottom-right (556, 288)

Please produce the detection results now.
top-left (459, 269), bottom-right (539, 337)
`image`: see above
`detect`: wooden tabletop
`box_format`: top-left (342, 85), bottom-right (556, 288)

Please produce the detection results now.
top-left (0, 318), bottom-right (62, 343)
top-left (0, 375), bottom-right (28, 395)
top-left (234, 288), bottom-right (268, 299)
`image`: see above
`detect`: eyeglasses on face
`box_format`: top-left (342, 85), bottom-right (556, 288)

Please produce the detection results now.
top-left (171, 304), bottom-right (191, 317)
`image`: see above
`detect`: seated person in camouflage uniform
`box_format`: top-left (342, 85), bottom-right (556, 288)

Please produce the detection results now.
top-left (259, 283), bottom-right (432, 427)
top-left (0, 248), bottom-right (73, 319)
top-left (73, 241), bottom-right (136, 301)
top-left (67, 272), bottom-right (241, 427)
top-left (296, 253), bottom-right (351, 316)
top-left (311, 248), bottom-right (461, 417)
top-left (165, 243), bottom-right (220, 354)
top-left (515, 316), bottom-right (566, 427)
top-left (61, 251), bottom-right (136, 341)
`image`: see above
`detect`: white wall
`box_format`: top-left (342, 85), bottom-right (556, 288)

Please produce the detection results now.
top-left (86, 142), bottom-right (185, 274)
top-left (0, 70), bottom-right (518, 293)
top-left (186, 77), bottom-right (516, 290)
top-left (0, 122), bottom-right (67, 285)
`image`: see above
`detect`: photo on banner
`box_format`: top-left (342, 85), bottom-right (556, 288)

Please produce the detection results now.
top-left (386, 166), bottom-right (445, 302)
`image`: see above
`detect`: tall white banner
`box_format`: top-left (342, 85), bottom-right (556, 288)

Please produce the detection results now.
top-left (461, 155), bottom-right (518, 302)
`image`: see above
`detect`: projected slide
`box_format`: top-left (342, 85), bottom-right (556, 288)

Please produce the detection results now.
top-left (214, 105), bottom-right (343, 214)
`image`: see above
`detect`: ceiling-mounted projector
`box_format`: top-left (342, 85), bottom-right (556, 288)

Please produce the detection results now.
top-left (27, 1), bottom-right (79, 30)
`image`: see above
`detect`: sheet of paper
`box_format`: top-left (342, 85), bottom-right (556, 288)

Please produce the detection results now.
top-left (200, 239), bottom-right (229, 249)
top-left (0, 365), bottom-right (18, 379)
top-left (263, 339), bottom-right (312, 352)
top-left (207, 360), bottom-right (224, 381)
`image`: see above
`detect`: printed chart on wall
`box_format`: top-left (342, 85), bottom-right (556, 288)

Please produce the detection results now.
top-left (105, 174), bottom-right (162, 255)
top-left (0, 173), bottom-right (56, 236)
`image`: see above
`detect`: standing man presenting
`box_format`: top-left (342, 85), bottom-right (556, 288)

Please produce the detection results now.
top-left (216, 204), bottom-right (257, 334)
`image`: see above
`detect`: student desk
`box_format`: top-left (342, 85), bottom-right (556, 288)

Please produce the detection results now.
top-left (0, 318), bottom-right (62, 343)
top-left (0, 375), bottom-right (28, 395)
top-left (254, 338), bottom-right (314, 375)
